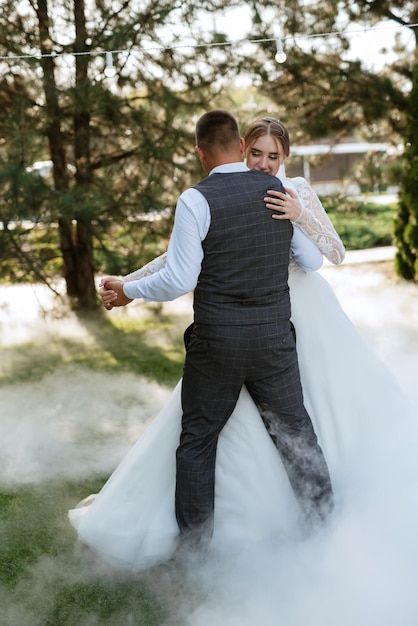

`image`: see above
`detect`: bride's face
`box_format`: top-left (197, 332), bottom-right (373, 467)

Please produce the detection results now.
top-left (246, 134), bottom-right (286, 176)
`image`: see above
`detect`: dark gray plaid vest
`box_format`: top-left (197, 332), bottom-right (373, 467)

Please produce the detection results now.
top-left (193, 169), bottom-right (293, 325)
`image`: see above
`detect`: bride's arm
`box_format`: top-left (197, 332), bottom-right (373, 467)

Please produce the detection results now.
top-left (99, 253), bottom-right (168, 309)
top-left (123, 252), bottom-right (168, 282)
top-left (290, 177), bottom-right (345, 265)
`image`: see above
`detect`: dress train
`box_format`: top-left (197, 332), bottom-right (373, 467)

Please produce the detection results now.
top-left (69, 268), bottom-right (412, 571)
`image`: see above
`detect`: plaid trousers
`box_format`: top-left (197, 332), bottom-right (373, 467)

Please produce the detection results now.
top-left (175, 321), bottom-right (334, 542)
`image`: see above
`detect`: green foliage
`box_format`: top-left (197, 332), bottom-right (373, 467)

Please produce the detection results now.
top-left (0, 196), bottom-right (395, 283)
top-left (241, 0), bottom-right (416, 280)
top-left (0, 194), bottom-right (396, 283)
top-left (0, 223), bottom-right (62, 283)
top-left (0, 206), bottom-right (173, 285)
top-left (238, 0), bottom-right (413, 140)
top-left (395, 62), bottom-right (418, 281)
top-left (0, 0), bottom-right (241, 306)
top-left (1, 0), bottom-right (417, 291)
top-left (92, 213), bottom-right (173, 277)
top-left (321, 198), bottom-right (396, 251)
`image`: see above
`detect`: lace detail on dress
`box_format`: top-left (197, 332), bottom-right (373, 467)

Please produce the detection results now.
top-left (123, 253), bottom-right (168, 282)
top-left (290, 177), bottom-right (345, 269)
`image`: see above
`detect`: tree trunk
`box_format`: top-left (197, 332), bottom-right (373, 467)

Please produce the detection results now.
top-left (72, 0), bottom-right (98, 308)
top-left (35, 0), bottom-right (98, 308)
top-left (57, 218), bottom-right (79, 298)
top-left (35, 0), bottom-right (77, 295)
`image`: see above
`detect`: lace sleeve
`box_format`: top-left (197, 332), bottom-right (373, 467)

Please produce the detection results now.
top-left (123, 252), bottom-right (168, 282)
top-left (290, 177), bottom-right (345, 265)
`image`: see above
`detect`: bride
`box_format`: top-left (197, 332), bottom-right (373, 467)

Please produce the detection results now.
top-left (69, 117), bottom-right (412, 571)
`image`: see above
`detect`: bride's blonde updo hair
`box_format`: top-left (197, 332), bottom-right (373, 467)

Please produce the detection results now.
top-left (244, 117), bottom-right (290, 158)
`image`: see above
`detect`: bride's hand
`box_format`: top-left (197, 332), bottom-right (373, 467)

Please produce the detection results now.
top-left (99, 276), bottom-right (124, 310)
top-left (100, 277), bottom-right (133, 308)
top-left (264, 186), bottom-right (302, 221)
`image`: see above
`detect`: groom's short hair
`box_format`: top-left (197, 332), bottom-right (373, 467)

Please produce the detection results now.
top-left (195, 110), bottom-right (241, 154)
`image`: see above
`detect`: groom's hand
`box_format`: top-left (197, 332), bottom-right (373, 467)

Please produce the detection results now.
top-left (99, 277), bottom-right (133, 308)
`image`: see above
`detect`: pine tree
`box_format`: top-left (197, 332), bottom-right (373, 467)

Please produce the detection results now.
top-left (238, 0), bottom-right (417, 280)
top-left (0, 0), bottom-right (240, 308)
top-left (395, 61), bottom-right (418, 280)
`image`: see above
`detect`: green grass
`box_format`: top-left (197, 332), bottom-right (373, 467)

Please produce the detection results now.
top-left (0, 304), bottom-right (191, 622)
top-left (0, 309), bottom-right (187, 388)
top-left (0, 482), bottom-right (167, 625)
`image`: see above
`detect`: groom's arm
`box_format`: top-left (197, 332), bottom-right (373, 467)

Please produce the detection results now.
top-left (290, 225), bottom-right (323, 272)
top-left (123, 188), bottom-right (207, 303)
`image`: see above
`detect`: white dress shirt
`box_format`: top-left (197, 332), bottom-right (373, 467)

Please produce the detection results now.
top-left (124, 163), bottom-right (323, 302)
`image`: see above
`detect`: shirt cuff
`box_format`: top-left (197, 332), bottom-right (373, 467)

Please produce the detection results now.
top-left (123, 281), bottom-right (139, 300)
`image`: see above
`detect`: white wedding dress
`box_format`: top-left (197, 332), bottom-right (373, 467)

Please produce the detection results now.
top-left (69, 178), bottom-right (412, 571)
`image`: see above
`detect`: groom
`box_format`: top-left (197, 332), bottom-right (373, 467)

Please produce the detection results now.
top-left (101, 110), bottom-right (334, 549)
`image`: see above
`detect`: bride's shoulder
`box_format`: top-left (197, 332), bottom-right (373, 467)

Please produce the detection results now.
top-left (286, 176), bottom-right (315, 197)
top-left (287, 176), bottom-right (309, 187)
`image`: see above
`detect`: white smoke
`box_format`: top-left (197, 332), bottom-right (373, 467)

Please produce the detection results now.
top-left (0, 368), bottom-right (170, 485)
top-left (0, 260), bottom-right (417, 625)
